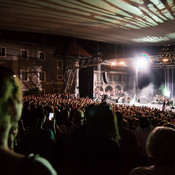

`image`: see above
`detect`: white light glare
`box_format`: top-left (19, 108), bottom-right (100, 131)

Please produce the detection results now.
top-left (163, 88), bottom-right (170, 97)
top-left (111, 62), bottom-right (117, 66)
top-left (118, 61), bottom-right (125, 66)
top-left (136, 58), bottom-right (148, 68)
top-left (110, 61), bottom-right (125, 67)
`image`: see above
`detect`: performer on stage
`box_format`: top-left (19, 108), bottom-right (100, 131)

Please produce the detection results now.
top-left (162, 99), bottom-right (166, 111)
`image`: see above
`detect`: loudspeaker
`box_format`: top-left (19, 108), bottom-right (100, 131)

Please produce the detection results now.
top-left (79, 67), bottom-right (94, 99)
top-left (103, 72), bottom-right (108, 84)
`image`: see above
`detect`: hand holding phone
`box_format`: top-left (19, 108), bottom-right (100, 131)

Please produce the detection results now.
top-left (49, 113), bottom-right (54, 120)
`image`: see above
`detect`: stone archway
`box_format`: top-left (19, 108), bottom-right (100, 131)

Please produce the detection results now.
top-left (115, 85), bottom-right (121, 93)
top-left (95, 86), bottom-right (103, 91)
top-left (105, 85), bottom-right (113, 92)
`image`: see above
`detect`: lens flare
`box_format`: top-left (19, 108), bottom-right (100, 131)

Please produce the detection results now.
top-left (133, 53), bottom-right (152, 72)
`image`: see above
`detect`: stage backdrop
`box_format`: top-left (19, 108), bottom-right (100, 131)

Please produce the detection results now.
top-left (79, 67), bottom-right (94, 99)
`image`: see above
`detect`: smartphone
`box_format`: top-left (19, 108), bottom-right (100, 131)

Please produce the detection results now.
top-left (49, 113), bottom-right (54, 120)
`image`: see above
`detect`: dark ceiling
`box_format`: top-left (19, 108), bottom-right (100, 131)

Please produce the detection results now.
top-left (0, 0), bottom-right (175, 46)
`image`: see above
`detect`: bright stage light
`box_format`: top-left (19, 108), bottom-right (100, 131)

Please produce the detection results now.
top-left (110, 62), bottom-right (117, 66)
top-left (136, 58), bottom-right (148, 67)
top-left (110, 61), bottom-right (126, 67)
top-left (133, 53), bottom-right (152, 71)
top-left (134, 57), bottom-right (150, 72)
top-left (118, 61), bottom-right (125, 66)
top-left (163, 88), bottom-right (170, 97)
top-left (162, 58), bottom-right (169, 62)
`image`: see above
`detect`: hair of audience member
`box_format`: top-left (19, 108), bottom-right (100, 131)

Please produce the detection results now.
top-left (162, 123), bottom-right (175, 129)
top-left (33, 107), bottom-right (46, 128)
top-left (23, 101), bottom-right (30, 109)
top-left (72, 110), bottom-right (84, 124)
top-left (139, 117), bottom-right (150, 128)
top-left (146, 126), bottom-right (175, 166)
top-left (128, 118), bottom-right (134, 129)
top-left (116, 111), bottom-right (124, 128)
top-left (84, 104), bottom-right (96, 124)
top-left (87, 103), bottom-right (120, 142)
top-left (44, 105), bottom-right (54, 117)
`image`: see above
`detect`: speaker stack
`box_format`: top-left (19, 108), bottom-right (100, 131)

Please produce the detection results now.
top-left (103, 72), bottom-right (108, 84)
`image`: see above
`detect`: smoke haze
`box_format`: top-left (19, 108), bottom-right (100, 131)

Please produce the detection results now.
top-left (139, 83), bottom-right (154, 99)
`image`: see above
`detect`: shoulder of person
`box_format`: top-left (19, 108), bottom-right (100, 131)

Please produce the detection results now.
top-left (106, 139), bottom-right (121, 153)
top-left (22, 154), bottom-right (57, 175)
top-left (129, 165), bottom-right (154, 175)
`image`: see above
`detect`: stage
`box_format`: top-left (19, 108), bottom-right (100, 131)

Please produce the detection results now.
top-left (105, 99), bottom-right (175, 112)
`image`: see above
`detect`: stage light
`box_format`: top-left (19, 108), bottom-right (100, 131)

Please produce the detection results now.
top-left (110, 62), bottom-right (117, 66)
top-left (162, 58), bottom-right (169, 62)
top-left (163, 88), bottom-right (170, 97)
top-left (137, 58), bottom-right (148, 67)
top-left (118, 61), bottom-right (125, 66)
top-left (134, 58), bottom-right (149, 71)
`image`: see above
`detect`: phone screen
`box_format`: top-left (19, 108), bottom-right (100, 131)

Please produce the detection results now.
top-left (49, 113), bottom-right (54, 120)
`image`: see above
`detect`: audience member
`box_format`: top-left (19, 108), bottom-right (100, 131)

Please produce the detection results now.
top-left (20, 107), bottom-right (55, 161)
top-left (129, 126), bottom-right (175, 175)
top-left (135, 117), bottom-right (153, 165)
top-left (70, 104), bottom-right (123, 175)
top-left (116, 111), bottom-right (140, 175)
top-left (0, 66), bottom-right (57, 175)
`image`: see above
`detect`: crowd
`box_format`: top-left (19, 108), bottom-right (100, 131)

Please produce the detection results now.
top-left (1, 66), bottom-right (175, 175)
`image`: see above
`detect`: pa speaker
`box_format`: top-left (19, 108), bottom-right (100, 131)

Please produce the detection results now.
top-left (79, 67), bottom-right (94, 99)
top-left (103, 72), bottom-right (108, 84)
